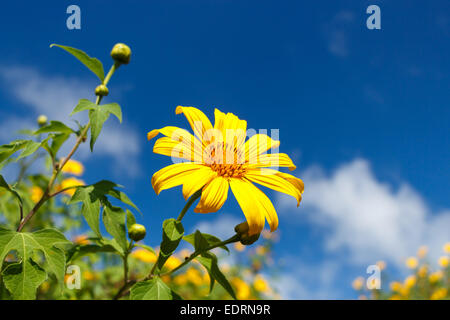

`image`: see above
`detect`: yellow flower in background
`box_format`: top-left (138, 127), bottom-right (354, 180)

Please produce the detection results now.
top-left (30, 186), bottom-right (43, 203)
top-left (253, 275), bottom-right (269, 293)
top-left (174, 274), bottom-right (188, 286)
top-left (352, 277), bottom-right (364, 291)
top-left (60, 178), bottom-right (85, 196)
top-left (376, 260), bottom-right (386, 270)
top-left (438, 256), bottom-right (449, 268)
top-left (417, 265), bottom-right (428, 278)
top-left (390, 281), bottom-right (402, 292)
top-left (405, 257), bottom-right (418, 269)
top-left (417, 245), bottom-right (428, 259)
top-left (231, 277), bottom-right (251, 300)
top-left (256, 245), bottom-right (267, 255)
top-left (148, 106), bottom-right (304, 235)
top-left (404, 275), bottom-right (416, 289)
top-left (186, 267), bottom-right (203, 286)
top-left (73, 234), bottom-right (90, 245)
top-left (131, 248), bottom-right (157, 263)
top-left (444, 242), bottom-right (450, 254)
top-left (234, 242), bottom-right (245, 252)
top-left (165, 256), bottom-right (182, 270)
top-left (389, 294), bottom-right (402, 300)
top-left (83, 271), bottom-right (96, 281)
top-left (61, 159), bottom-right (84, 176)
top-left (429, 271), bottom-right (443, 284)
top-left (430, 288), bottom-right (447, 300)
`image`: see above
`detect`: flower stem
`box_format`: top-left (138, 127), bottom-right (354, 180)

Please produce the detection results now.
top-left (176, 189), bottom-right (202, 222)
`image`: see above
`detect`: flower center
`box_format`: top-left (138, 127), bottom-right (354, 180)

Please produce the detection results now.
top-left (210, 163), bottom-right (246, 178)
top-left (204, 142), bottom-right (246, 178)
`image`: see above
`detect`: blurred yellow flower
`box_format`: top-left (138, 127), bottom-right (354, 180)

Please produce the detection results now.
top-left (231, 277), bottom-right (251, 300)
top-left (186, 267), bottom-right (203, 286)
top-left (405, 257), bottom-right (418, 269)
top-left (253, 275), bottom-right (269, 293)
top-left (429, 271), bottom-right (443, 284)
top-left (404, 275), bottom-right (416, 289)
top-left (389, 294), bottom-right (402, 300)
top-left (430, 288), bottom-right (447, 300)
top-left (165, 256), bottom-right (182, 270)
top-left (148, 106), bottom-right (304, 235)
top-left (376, 260), bottom-right (386, 270)
top-left (131, 248), bottom-right (157, 263)
top-left (83, 271), bottom-right (96, 281)
top-left (256, 245), bottom-right (267, 255)
top-left (60, 178), bottom-right (85, 196)
top-left (438, 256), bottom-right (449, 268)
top-left (261, 230), bottom-right (272, 239)
top-left (417, 245), bottom-right (428, 259)
top-left (390, 281), bottom-right (402, 292)
top-left (352, 277), bottom-right (364, 291)
top-left (444, 242), bottom-right (450, 254)
top-left (417, 265), bottom-right (428, 278)
top-left (234, 242), bottom-right (245, 252)
top-left (73, 234), bottom-right (90, 245)
top-left (174, 274), bottom-right (188, 286)
top-left (61, 159), bottom-right (84, 176)
top-left (30, 186), bottom-right (43, 203)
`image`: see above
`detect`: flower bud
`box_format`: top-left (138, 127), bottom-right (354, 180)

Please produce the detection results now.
top-left (95, 84), bottom-right (109, 97)
top-left (239, 232), bottom-right (260, 245)
top-left (128, 224), bottom-right (146, 242)
top-left (234, 222), bottom-right (249, 235)
top-left (110, 43), bottom-right (131, 65)
top-left (235, 221), bottom-right (260, 245)
top-left (37, 115), bottom-right (48, 127)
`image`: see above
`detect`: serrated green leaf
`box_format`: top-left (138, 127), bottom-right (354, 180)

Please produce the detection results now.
top-left (108, 189), bottom-right (140, 212)
top-left (49, 133), bottom-right (70, 156)
top-left (130, 277), bottom-right (182, 300)
top-left (196, 252), bottom-right (236, 299)
top-left (69, 187), bottom-right (102, 238)
top-left (0, 227), bottom-right (71, 300)
top-left (154, 219), bottom-right (184, 272)
top-left (89, 108), bottom-right (110, 151)
top-left (66, 243), bottom-right (118, 262)
top-left (102, 205), bottom-right (128, 252)
top-left (34, 121), bottom-right (74, 135)
top-left (183, 231), bottom-right (229, 253)
top-left (100, 103), bottom-right (122, 123)
top-left (70, 99), bottom-right (97, 116)
top-left (50, 44), bottom-right (105, 81)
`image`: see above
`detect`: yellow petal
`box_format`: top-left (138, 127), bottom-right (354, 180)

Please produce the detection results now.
top-left (245, 168), bottom-right (303, 206)
top-left (195, 176), bottom-right (229, 213)
top-left (229, 178), bottom-right (278, 234)
top-left (248, 153), bottom-right (296, 171)
top-left (152, 163), bottom-right (205, 195)
top-left (213, 108), bottom-right (247, 150)
top-left (182, 167), bottom-right (217, 200)
top-left (176, 106), bottom-right (213, 145)
top-left (244, 134), bottom-right (280, 163)
top-left (153, 137), bottom-right (203, 162)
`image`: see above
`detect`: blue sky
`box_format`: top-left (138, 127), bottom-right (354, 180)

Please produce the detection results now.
top-left (0, 1), bottom-right (449, 299)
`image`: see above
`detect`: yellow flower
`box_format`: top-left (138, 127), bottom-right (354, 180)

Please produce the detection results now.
top-left (352, 277), bottom-right (364, 291)
top-left (389, 294), bottom-right (402, 300)
top-left (174, 274), bottom-right (188, 286)
top-left (131, 248), bottom-right (157, 263)
top-left (231, 277), bottom-right (251, 300)
top-left (61, 159), bottom-right (84, 176)
top-left (417, 265), bottom-right (428, 278)
top-left (444, 242), bottom-right (450, 254)
top-left (376, 260), bottom-right (386, 270)
top-left (429, 271), bottom-right (443, 284)
top-left (256, 245), bottom-right (267, 255)
top-left (438, 256), bottom-right (449, 268)
top-left (30, 186), bottom-right (43, 203)
top-left (253, 275), bottom-right (269, 293)
top-left (73, 234), bottom-right (90, 245)
top-left (59, 178), bottom-right (85, 196)
top-left (186, 267), bottom-right (203, 286)
top-left (417, 245), bottom-right (428, 259)
top-left (405, 257), bottom-right (418, 269)
top-left (404, 275), bottom-right (416, 289)
top-left (234, 242), bottom-right (245, 252)
top-left (165, 256), bottom-right (182, 270)
top-left (83, 271), bottom-right (96, 281)
top-left (390, 281), bottom-right (402, 292)
top-left (148, 106), bottom-right (304, 235)
top-left (430, 288), bottom-right (447, 300)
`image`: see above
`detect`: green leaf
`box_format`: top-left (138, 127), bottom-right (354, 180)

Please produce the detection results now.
top-left (0, 175), bottom-right (23, 207)
top-left (34, 121), bottom-right (74, 135)
top-left (50, 44), bottom-right (105, 81)
top-left (49, 133), bottom-right (70, 156)
top-left (16, 141), bottom-right (41, 160)
top-left (102, 205), bottom-right (128, 252)
top-left (70, 99), bottom-right (97, 116)
top-left (66, 243), bottom-right (118, 262)
top-left (0, 227), bottom-right (71, 300)
top-left (0, 140), bottom-right (28, 163)
top-left (100, 103), bottom-right (122, 123)
top-left (183, 231), bottom-right (229, 253)
top-left (126, 209), bottom-right (136, 230)
top-left (196, 252), bottom-right (236, 299)
top-left (156, 219), bottom-right (184, 272)
top-left (69, 187), bottom-right (102, 238)
top-left (130, 277), bottom-right (182, 300)
top-left (108, 189), bottom-right (140, 212)
top-left (134, 243), bottom-right (156, 255)
top-left (89, 108), bottom-right (110, 151)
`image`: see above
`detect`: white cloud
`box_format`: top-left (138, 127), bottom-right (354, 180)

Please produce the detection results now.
top-left (278, 159), bottom-right (450, 268)
top-left (193, 214), bottom-right (241, 240)
top-left (0, 65), bottom-right (141, 177)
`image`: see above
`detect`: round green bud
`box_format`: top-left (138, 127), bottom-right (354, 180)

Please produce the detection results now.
top-left (37, 115), bottom-right (48, 127)
top-left (128, 224), bottom-right (146, 241)
top-left (111, 43), bottom-right (131, 65)
top-left (240, 232), bottom-right (260, 246)
top-left (95, 84), bottom-right (109, 97)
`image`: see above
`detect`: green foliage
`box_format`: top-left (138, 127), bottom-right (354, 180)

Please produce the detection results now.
top-left (130, 277), bottom-right (181, 300)
top-left (88, 103), bottom-right (122, 151)
top-left (156, 219), bottom-right (184, 272)
top-left (0, 228), bottom-right (70, 299)
top-left (183, 230), bottom-right (229, 253)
